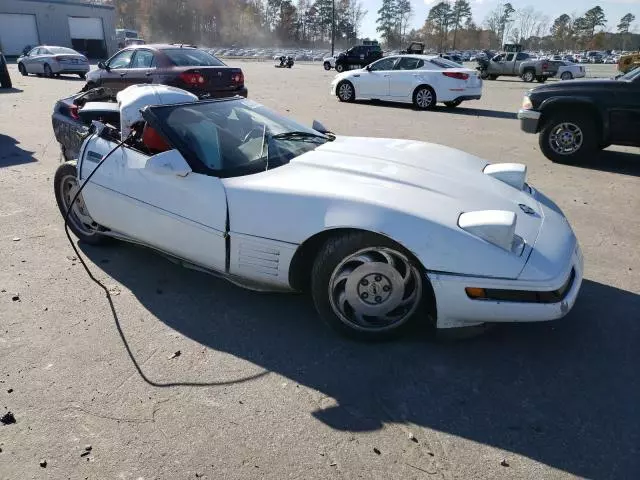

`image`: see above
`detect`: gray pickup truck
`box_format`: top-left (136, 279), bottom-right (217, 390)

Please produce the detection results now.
top-left (478, 51), bottom-right (558, 83)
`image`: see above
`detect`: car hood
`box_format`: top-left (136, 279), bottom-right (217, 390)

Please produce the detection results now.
top-left (225, 137), bottom-right (545, 278)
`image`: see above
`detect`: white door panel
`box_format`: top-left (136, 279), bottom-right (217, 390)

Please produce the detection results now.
top-left (0, 14), bottom-right (39, 56)
top-left (79, 140), bottom-right (227, 271)
top-left (389, 72), bottom-right (420, 98)
top-left (357, 71), bottom-right (390, 97)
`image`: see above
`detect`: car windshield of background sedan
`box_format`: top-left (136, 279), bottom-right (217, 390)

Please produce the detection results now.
top-left (47, 47), bottom-right (80, 55)
top-left (164, 49), bottom-right (225, 67)
top-left (148, 99), bottom-right (330, 177)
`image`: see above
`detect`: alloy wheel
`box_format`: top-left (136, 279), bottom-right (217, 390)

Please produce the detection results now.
top-left (548, 122), bottom-right (584, 155)
top-left (338, 82), bottom-right (353, 101)
top-left (415, 88), bottom-right (433, 109)
top-left (328, 247), bottom-right (423, 332)
top-left (59, 174), bottom-right (98, 236)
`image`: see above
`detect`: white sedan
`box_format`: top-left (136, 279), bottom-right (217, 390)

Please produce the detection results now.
top-left (555, 61), bottom-right (586, 80)
top-left (331, 55), bottom-right (483, 109)
top-left (18, 46), bottom-right (90, 79)
top-left (54, 85), bottom-right (583, 340)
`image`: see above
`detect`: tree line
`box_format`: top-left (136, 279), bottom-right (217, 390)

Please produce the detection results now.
top-left (113, 0), bottom-right (366, 47)
top-left (404, 2), bottom-right (637, 52)
top-left (111, 0), bottom-right (637, 52)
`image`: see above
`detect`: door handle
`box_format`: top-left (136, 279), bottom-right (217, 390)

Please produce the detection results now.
top-left (383, 74), bottom-right (390, 77)
top-left (119, 72), bottom-right (127, 77)
top-left (145, 72), bottom-right (152, 76)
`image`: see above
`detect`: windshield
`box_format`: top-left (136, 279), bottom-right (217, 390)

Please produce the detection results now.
top-left (48, 47), bottom-right (79, 55)
top-left (146, 98), bottom-right (330, 177)
top-left (620, 66), bottom-right (640, 82)
top-left (163, 48), bottom-right (225, 67)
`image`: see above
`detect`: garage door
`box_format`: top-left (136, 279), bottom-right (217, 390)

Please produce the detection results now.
top-left (68, 17), bottom-right (104, 40)
top-left (0, 14), bottom-right (39, 56)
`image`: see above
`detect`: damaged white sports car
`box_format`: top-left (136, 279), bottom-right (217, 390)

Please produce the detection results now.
top-left (54, 85), bottom-right (583, 340)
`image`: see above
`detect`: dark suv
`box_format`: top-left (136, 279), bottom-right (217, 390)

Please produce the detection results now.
top-left (334, 44), bottom-right (383, 73)
top-left (84, 44), bottom-right (247, 99)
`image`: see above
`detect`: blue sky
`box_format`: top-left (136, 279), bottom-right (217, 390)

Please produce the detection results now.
top-left (358, 0), bottom-right (640, 39)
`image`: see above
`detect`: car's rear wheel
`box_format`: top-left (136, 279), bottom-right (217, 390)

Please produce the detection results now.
top-left (539, 114), bottom-right (598, 163)
top-left (522, 70), bottom-right (535, 82)
top-left (43, 64), bottom-right (52, 78)
top-left (444, 100), bottom-right (462, 108)
top-left (487, 74), bottom-right (498, 80)
top-left (335, 63), bottom-right (345, 73)
top-left (323, 62), bottom-right (331, 71)
top-left (479, 70), bottom-right (489, 80)
top-left (18, 63), bottom-right (27, 76)
top-left (413, 86), bottom-right (436, 110)
top-left (54, 162), bottom-right (107, 245)
top-left (560, 71), bottom-right (573, 80)
top-left (536, 76), bottom-right (547, 83)
top-left (311, 232), bottom-right (432, 340)
top-left (336, 80), bottom-right (355, 102)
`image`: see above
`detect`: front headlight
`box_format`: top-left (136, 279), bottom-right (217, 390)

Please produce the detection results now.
top-left (521, 95), bottom-right (533, 110)
top-left (458, 210), bottom-right (525, 255)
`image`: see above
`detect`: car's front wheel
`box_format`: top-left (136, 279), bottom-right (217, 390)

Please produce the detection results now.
top-left (539, 114), bottom-right (598, 163)
top-left (335, 63), bottom-right (345, 73)
top-left (336, 80), bottom-right (355, 102)
top-left (43, 64), bottom-right (53, 78)
top-left (54, 162), bottom-right (107, 245)
top-left (18, 63), bottom-right (27, 76)
top-left (311, 232), bottom-right (432, 340)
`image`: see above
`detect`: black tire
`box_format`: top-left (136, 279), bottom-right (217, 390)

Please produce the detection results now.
top-left (311, 231), bottom-right (433, 341)
top-left (412, 85), bottom-right (436, 110)
top-left (43, 64), bottom-right (53, 78)
top-left (522, 69), bottom-right (535, 82)
top-left (560, 71), bottom-right (573, 81)
top-left (79, 73), bottom-right (86, 80)
top-left (487, 74), bottom-right (498, 80)
top-left (54, 162), bottom-right (107, 245)
top-left (81, 81), bottom-right (96, 92)
top-left (0, 73), bottom-right (11, 89)
top-left (323, 62), bottom-right (331, 71)
top-left (336, 80), bottom-right (355, 102)
top-left (536, 76), bottom-right (547, 83)
top-left (538, 113), bottom-right (598, 164)
top-left (444, 100), bottom-right (462, 108)
top-left (18, 63), bottom-right (27, 76)
top-left (335, 63), bottom-right (345, 73)
top-left (479, 70), bottom-right (489, 80)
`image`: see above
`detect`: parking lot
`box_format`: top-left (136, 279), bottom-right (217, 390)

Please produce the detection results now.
top-left (0, 61), bottom-right (639, 479)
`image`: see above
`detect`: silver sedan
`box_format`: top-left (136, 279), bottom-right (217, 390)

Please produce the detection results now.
top-left (18, 46), bottom-right (90, 79)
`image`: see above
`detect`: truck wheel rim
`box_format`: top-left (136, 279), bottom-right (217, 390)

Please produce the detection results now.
top-left (524, 72), bottom-right (533, 81)
top-left (60, 174), bottom-right (98, 236)
top-left (549, 122), bottom-right (583, 155)
top-left (328, 247), bottom-right (422, 332)
top-left (416, 89), bottom-right (433, 108)
top-left (338, 83), bottom-right (352, 100)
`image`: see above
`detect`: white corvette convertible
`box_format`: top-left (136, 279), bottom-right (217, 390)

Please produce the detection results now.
top-left (330, 55), bottom-right (483, 109)
top-left (54, 85), bottom-right (583, 340)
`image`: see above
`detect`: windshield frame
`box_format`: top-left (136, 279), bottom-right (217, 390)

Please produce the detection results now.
top-left (142, 98), bottom-right (328, 178)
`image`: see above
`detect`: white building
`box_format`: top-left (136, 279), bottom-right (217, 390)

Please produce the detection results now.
top-left (0, 0), bottom-right (117, 58)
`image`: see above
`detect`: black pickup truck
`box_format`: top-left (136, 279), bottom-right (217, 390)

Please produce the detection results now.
top-left (518, 67), bottom-right (640, 163)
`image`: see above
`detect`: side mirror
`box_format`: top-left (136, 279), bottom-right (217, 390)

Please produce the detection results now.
top-left (365, 64), bottom-right (371, 71)
top-left (98, 61), bottom-right (108, 70)
top-left (312, 120), bottom-right (330, 134)
top-left (145, 150), bottom-right (192, 177)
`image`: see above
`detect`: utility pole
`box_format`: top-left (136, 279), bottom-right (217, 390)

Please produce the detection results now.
top-left (331, 0), bottom-right (335, 56)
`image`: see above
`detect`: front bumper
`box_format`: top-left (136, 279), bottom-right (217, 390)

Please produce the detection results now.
top-left (518, 109), bottom-right (541, 133)
top-left (430, 243), bottom-right (584, 329)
